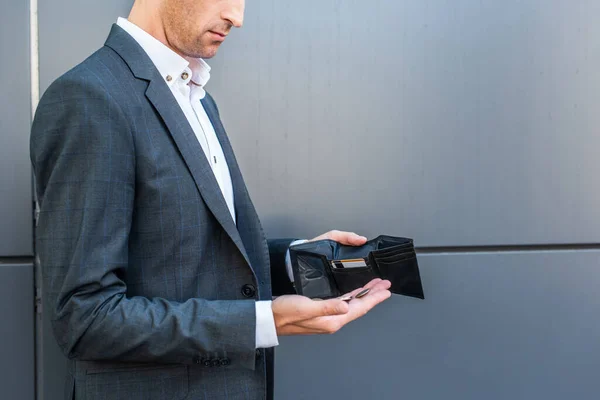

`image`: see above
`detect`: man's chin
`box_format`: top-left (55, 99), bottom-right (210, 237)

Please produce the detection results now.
top-left (187, 44), bottom-right (221, 59)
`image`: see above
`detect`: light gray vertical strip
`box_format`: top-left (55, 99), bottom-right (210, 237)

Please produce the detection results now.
top-left (30, 0), bottom-right (39, 114)
top-left (31, 1), bottom-right (43, 399)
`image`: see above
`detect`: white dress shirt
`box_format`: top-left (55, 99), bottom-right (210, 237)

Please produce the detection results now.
top-left (116, 17), bottom-right (278, 348)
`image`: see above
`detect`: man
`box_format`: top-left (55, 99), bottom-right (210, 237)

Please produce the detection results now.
top-left (30, 0), bottom-right (392, 399)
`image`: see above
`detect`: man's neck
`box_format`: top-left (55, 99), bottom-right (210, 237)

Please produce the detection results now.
top-left (127, 3), bottom-right (186, 59)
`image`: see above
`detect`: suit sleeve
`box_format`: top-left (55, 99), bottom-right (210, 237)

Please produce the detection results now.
top-left (30, 75), bottom-right (257, 369)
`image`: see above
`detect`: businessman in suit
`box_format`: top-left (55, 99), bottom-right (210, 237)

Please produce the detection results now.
top-left (30, 0), bottom-right (392, 399)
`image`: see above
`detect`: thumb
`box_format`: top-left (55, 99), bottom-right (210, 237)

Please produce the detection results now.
top-left (337, 232), bottom-right (367, 246)
top-left (315, 298), bottom-right (349, 317)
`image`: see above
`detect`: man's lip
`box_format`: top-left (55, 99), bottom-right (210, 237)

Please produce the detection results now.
top-left (209, 31), bottom-right (227, 38)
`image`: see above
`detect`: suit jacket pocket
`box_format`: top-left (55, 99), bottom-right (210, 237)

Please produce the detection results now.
top-left (85, 364), bottom-right (189, 400)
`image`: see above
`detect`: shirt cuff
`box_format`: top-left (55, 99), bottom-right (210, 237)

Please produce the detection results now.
top-left (285, 239), bottom-right (308, 282)
top-left (255, 301), bottom-right (279, 348)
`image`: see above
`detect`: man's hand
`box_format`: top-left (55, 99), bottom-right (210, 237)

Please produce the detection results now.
top-left (308, 230), bottom-right (368, 246)
top-left (272, 278), bottom-right (391, 335)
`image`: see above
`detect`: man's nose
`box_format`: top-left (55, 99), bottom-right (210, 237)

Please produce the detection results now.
top-left (222, 0), bottom-right (245, 28)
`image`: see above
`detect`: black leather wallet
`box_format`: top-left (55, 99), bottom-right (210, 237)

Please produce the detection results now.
top-left (289, 235), bottom-right (424, 300)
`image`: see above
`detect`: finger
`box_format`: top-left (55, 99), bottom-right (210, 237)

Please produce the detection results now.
top-left (308, 229), bottom-right (344, 243)
top-left (356, 288), bottom-right (392, 307)
top-left (365, 279), bottom-right (391, 294)
top-left (311, 297), bottom-right (349, 317)
top-left (363, 278), bottom-right (383, 290)
top-left (286, 297), bottom-right (347, 320)
top-left (278, 322), bottom-right (335, 335)
top-left (345, 289), bottom-right (392, 320)
top-left (286, 297), bottom-right (349, 327)
top-left (338, 280), bottom-right (379, 299)
top-left (346, 279), bottom-right (390, 298)
top-left (338, 278), bottom-right (390, 300)
top-left (330, 231), bottom-right (368, 246)
top-left (291, 314), bottom-right (347, 333)
top-left (355, 281), bottom-right (391, 301)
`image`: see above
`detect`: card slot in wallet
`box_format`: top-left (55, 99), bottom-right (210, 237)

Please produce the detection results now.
top-left (372, 251), bottom-right (416, 264)
top-left (370, 242), bottom-right (414, 257)
top-left (330, 257), bottom-right (369, 269)
top-left (330, 265), bottom-right (379, 294)
top-left (376, 236), bottom-right (413, 249)
top-left (375, 257), bottom-right (424, 299)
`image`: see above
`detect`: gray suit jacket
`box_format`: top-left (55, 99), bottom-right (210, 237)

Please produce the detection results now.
top-left (30, 24), bottom-right (296, 400)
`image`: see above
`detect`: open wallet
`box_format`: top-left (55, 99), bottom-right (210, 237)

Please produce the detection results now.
top-left (289, 235), bottom-right (425, 300)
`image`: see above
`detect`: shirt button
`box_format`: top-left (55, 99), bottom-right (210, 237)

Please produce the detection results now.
top-left (166, 75), bottom-right (173, 82)
top-left (255, 349), bottom-right (262, 358)
top-left (181, 71), bottom-right (189, 80)
top-left (241, 284), bottom-right (256, 298)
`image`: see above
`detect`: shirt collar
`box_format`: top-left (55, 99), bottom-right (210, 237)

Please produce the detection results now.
top-left (116, 17), bottom-right (211, 90)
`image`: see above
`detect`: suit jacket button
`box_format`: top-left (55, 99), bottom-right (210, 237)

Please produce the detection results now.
top-left (211, 359), bottom-right (221, 367)
top-left (255, 349), bottom-right (262, 358)
top-left (241, 284), bottom-right (256, 298)
top-left (193, 356), bottom-right (201, 364)
top-left (203, 359), bottom-right (212, 367)
top-left (220, 358), bottom-right (231, 366)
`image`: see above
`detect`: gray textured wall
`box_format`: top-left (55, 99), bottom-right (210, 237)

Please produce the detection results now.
top-left (35, 1), bottom-right (600, 399)
top-left (210, 0), bottom-right (600, 246)
top-left (0, 264), bottom-right (35, 400)
top-left (0, 1), bottom-right (35, 399)
top-left (0, 0), bottom-right (33, 256)
top-left (275, 251), bottom-right (600, 399)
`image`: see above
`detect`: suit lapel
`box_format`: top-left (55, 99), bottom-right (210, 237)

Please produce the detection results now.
top-left (202, 96), bottom-right (268, 277)
top-left (105, 24), bottom-right (252, 268)
top-left (146, 83), bottom-right (251, 267)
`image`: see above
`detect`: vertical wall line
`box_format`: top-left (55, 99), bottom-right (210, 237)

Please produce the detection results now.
top-left (30, 0), bottom-right (39, 115)
top-left (30, 2), bottom-right (43, 399)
